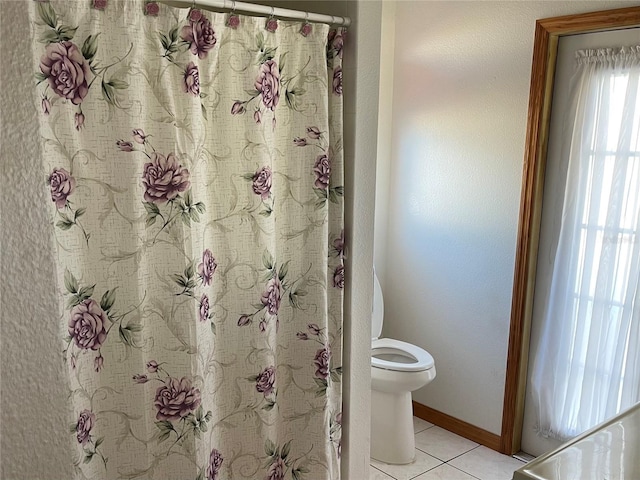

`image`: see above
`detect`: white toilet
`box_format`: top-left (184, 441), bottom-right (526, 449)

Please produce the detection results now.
top-left (371, 273), bottom-right (436, 464)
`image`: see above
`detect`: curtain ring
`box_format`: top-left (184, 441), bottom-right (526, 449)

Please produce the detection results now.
top-left (331, 15), bottom-right (336, 25)
top-left (270, 6), bottom-right (275, 18)
top-left (231, 0), bottom-right (236, 12)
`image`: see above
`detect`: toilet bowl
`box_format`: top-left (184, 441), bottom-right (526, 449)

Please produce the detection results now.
top-left (371, 274), bottom-right (436, 465)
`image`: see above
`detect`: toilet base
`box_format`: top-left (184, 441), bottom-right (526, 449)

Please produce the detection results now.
top-left (370, 388), bottom-right (415, 464)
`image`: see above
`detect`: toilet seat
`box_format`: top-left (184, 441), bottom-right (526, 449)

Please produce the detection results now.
top-left (371, 338), bottom-right (434, 372)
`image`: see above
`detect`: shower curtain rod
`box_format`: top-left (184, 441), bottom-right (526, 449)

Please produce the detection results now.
top-left (168, 0), bottom-right (351, 26)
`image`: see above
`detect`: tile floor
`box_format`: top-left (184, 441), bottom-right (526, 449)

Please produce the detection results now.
top-left (370, 417), bottom-right (527, 480)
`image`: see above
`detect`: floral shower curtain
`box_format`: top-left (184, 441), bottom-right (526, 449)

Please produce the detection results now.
top-left (30, 1), bottom-right (345, 479)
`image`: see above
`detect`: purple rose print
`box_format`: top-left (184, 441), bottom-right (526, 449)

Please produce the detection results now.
top-left (255, 60), bottom-right (280, 111)
top-left (181, 9), bottom-right (217, 59)
top-left (68, 299), bottom-right (111, 351)
top-left (132, 128), bottom-right (148, 144)
top-left (261, 277), bottom-right (281, 315)
top-left (198, 249), bottom-right (217, 286)
top-left (227, 13), bottom-right (240, 29)
top-left (133, 374), bottom-right (149, 384)
top-left (252, 166), bottom-right (272, 200)
top-left (255, 365), bottom-right (275, 397)
top-left (333, 66), bottom-right (343, 95)
top-left (199, 293), bottom-right (210, 322)
top-left (188, 7), bottom-right (201, 20)
top-left (313, 154), bottom-right (331, 189)
top-left (144, 1), bottom-right (159, 16)
top-left (300, 22), bottom-right (312, 37)
top-left (254, 109), bottom-right (262, 124)
top-left (147, 360), bottom-right (159, 373)
top-left (74, 111), bottom-right (85, 131)
top-left (237, 315), bottom-right (251, 327)
top-left (116, 140), bottom-right (134, 152)
top-left (297, 332), bottom-right (309, 340)
top-left (183, 62), bottom-right (200, 96)
top-left (293, 137), bottom-right (307, 146)
top-left (42, 96), bottom-right (51, 115)
top-left (40, 41), bottom-right (92, 105)
top-left (265, 17), bottom-right (278, 33)
top-left (76, 409), bottom-right (95, 445)
top-left (154, 377), bottom-right (201, 421)
top-left (259, 319), bottom-right (267, 332)
top-left (231, 101), bottom-right (245, 115)
top-left (206, 448), bottom-right (224, 480)
top-left (48, 167), bottom-right (76, 209)
top-left (142, 153), bottom-right (191, 204)
top-left (333, 264), bottom-right (344, 289)
top-left (94, 354), bottom-right (104, 372)
top-left (266, 456), bottom-right (285, 480)
top-left (306, 126), bottom-right (321, 139)
top-left (314, 347), bottom-right (331, 379)
top-left (93, 0), bottom-right (107, 10)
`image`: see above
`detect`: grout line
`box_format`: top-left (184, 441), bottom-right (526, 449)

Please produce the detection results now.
top-left (414, 443), bottom-right (480, 464)
top-left (382, 421), bottom-right (526, 480)
top-left (414, 445), bottom-right (447, 462)
top-left (370, 464), bottom-right (397, 480)
top-left (413, 425), bottom-right (434, 435)
top-left (447, 463), bottom-right (483, 479)
top-left (445, 444), bottom-right (481, 463)
top-left (411, 460), bottom-right (445, 478)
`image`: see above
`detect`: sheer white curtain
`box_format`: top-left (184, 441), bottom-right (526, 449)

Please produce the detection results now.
top-left (531, 46), bottom-right (640, 441)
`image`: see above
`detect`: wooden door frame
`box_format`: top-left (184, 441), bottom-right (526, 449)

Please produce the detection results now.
top-left (500, 5), bottom-right (640, 455)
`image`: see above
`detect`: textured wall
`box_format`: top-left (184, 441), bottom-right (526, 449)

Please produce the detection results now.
top-left (380, 0), bottom-right (639, 436)
top-left (1, 1), bottom-right (74, 478)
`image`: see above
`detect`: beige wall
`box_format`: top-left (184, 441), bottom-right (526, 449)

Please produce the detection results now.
top-left (373, 0), bottom-right (395, 287)
top-left (0, 0), bottom-right (380, 478)
top-left (377, 0), bottom-right (639, 436)
top-left (342, 1), bottom-right (381, 477)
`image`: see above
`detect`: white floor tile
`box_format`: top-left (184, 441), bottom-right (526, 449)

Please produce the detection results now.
top-left (448, 446), bottom-right (525, 480)
top-left (413, 463), bottom-right (479, 479)
top-left (413, 416), bottom-right (433, 434)
top-left (371, 448), bottom-right (443, 480)
top-left (370, 465), bottom-right (396, 480)
top-left (414, 426), bottom-right (479, 462)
